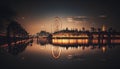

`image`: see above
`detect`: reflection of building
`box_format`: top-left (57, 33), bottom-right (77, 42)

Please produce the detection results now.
top-left (52, 39), bottom-right (88, 45)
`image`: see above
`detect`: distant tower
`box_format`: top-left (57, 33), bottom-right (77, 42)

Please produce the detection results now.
top-left (51, 23), bottom-right (52, 33)
top-left (102, 25), bottom-right (106, 31)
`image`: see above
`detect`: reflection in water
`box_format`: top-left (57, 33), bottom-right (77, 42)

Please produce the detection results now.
top-left (36, 38), bottom-right (120, 59)
top-left (0, 38), bottom-right (120, 69)
top-left (102, 46), bottom-right (106, 53)
top-left (0, 39), bottom-right (33, 55)
top-left (52, 39), bottom-right (88, 45)
top-left (0, 38), bottom-right (120, 60)
top-left (52, 39), bottom-right (120, 45)
top-left (51, 46), bottom-right (61, 59)
top-left (8, 43), bottom-right (28, 55)
top-left (55, 37), bottom-right (117, 44)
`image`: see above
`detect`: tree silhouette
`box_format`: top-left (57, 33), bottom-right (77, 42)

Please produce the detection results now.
top-left (91, 27), bottom-right (95, 32)
top-left (82, 27), bottom-right (85, 32)
top-left (7, 20), bottom-right (28, 45)
top-left (0, 6), bottom-right (17, 33)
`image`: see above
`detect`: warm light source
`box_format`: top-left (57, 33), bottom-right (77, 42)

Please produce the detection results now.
top-left (102, 46), bottom-right (106, 53)
top-left (102, 25), bottom-right (106, 31)
top-left (67, 17), bottom-right (73, 22)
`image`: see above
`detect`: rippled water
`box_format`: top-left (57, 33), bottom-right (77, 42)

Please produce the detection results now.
top-left (0, 38), bottom-right (120, 69)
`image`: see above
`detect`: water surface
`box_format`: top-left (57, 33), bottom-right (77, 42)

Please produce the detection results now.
top-left (0, 38), bottom-right (120, 69)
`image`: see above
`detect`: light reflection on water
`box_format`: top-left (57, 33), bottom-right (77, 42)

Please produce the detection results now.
top-left (1, 38), bottom-right (120, 59)
top-left (27, 38), bottom-right (120, 59)
top-left (52, 39), bottom-right (120, 45)
top-left (1, 38), bottom-right (120, 69)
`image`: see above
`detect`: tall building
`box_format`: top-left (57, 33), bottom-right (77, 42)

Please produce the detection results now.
top-left (102, 25), bottom-right (106, 31)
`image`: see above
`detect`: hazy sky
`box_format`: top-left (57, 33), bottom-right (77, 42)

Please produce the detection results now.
top-left (0, 0), bottom-right (119, 34)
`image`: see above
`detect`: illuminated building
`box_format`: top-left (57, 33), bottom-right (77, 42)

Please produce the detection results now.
top-left (102, 25), bottom-right (106, 31)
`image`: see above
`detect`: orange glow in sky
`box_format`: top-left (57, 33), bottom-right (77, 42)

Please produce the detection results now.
top-left (19, 16), bottom-right (101, 35)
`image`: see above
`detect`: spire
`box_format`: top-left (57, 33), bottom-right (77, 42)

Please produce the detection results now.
top-left (102, 25), bottom-right (106, 31)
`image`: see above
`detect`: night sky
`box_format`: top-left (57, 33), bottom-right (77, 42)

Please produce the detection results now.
top-left (0, 0), bottom-right (120, 34)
